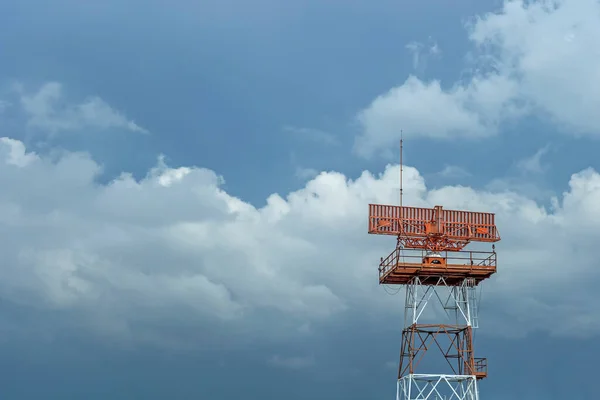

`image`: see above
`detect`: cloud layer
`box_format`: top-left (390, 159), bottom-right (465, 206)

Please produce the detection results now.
top-left (13, 82), bottom-right (147, 135)
top-left (355, 0), bottom-right (600, 157)
top-left (0, 133), bottom-right (599, 347)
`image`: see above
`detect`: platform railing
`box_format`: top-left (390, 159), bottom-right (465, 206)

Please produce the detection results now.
top-left (378, 247), bottom-right (497, 279)
top-left (474, 357), bottom-right (488, 378)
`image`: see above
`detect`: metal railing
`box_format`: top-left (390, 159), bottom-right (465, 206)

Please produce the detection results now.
top-left (474, 358), bottom-right (488, 376)
top-left (378, 247), bottom-right (497, 278)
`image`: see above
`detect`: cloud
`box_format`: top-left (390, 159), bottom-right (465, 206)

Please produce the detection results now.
top-left (355, 0), bottom-right (600, 157)
top-left (468, 0), bottom-right (600, 135)
top-left (0, 135), bottom-right (600, 346)
top-left (14, 82), bottom-right (148, 135)
top-left (484, 145), bottom-right (553, 200)
top-left (289, 152), bottom-right (322, 181)
top-left (295, 166), bottom-right (319, 180)
top-left (516, 145), bottom-right (551, 174)
top-left (405, 38), bottom-right (441, 70)
top-left (354, 74), bottom-right (519, 157)
top-left (437, 165), bottom-right (472, 179)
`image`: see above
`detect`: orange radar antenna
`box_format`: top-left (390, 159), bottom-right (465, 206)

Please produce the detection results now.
top-left (367, 136), bottom-right (501, 400)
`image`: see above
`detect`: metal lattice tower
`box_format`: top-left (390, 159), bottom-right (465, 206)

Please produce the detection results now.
top-left (368, 200), bottom-right (500, 399)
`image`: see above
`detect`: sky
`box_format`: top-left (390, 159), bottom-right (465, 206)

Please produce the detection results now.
top-left (0, 0), bottom-right (599, 398)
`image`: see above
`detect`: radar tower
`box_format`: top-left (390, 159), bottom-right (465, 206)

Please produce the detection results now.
top-left (368, 139), bottom-right (500, 400)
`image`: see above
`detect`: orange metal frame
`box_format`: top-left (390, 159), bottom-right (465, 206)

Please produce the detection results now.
top-left (399, 324), bottom-right (488, 380)
top-left (368, 204), bottom-right (500, 252)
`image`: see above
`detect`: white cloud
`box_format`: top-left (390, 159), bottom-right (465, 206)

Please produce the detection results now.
top-left (355, 0), bottom-right (600, 157)
top-left (0, 136), bottom-right (597, 346)
top-left (15, 82), bottom-right (148, 135)
top-left (406, 38), bottom-right (441, 70)
top-left (354, 74), bottom-right (519, 157)
top-left (469, 0), bottom-right (600, 135)
top-left (0, 123), bottom-right (599, 347)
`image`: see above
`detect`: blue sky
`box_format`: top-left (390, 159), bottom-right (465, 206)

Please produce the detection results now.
top-left (1, 0), bottom-right (600, 399)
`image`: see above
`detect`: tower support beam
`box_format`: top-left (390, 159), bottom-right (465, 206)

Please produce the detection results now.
top-left (404, 276), bottom-right (479, 328)
top-left (398, 374), bottom-right (479, 400)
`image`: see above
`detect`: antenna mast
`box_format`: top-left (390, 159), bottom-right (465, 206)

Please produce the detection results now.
top-left (399, 131), bottom-right (403, 208)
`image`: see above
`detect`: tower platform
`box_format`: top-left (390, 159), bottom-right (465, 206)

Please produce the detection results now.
top-left (378, 247), bottom-right (496, 286)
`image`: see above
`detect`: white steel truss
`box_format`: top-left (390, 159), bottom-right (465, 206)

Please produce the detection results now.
top-left (397, 277), bottom-right (482, 400)
top-left (397, 374), bottom-right (479, 400)
top-left (403, 277), bottom-right (480, 328)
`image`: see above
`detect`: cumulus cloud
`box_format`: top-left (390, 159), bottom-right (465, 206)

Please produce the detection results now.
top-left (355, 74), bottom-right (519, 157)
top-left (355, 0), bottom-right (600, 157)
top-left (14, 82), bottom-right (148, 135)
top-left (0, 135), bottom-right (599, 347)
top-left (469, 0), bottom-right (600, 135)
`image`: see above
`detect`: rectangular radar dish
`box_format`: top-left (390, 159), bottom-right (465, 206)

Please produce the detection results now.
top-left (368, 204), bottom-right (500, 243)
